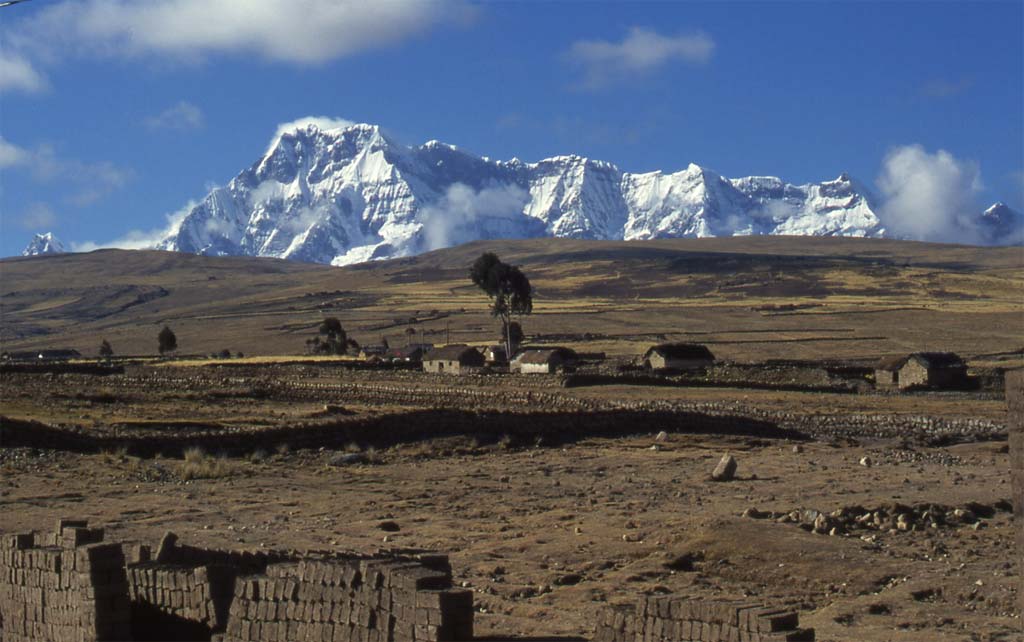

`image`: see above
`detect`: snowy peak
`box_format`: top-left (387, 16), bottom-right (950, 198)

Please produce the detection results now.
top-left (978, 202), bottom-right (1023, 244)
top-left (153, 120), bottom-right (1012, 266)
top-left (22, 233), bottom-right (66, 256)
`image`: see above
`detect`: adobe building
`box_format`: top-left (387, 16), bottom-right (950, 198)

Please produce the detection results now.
top-left (422, 345), bottom-right (485, 374)
top-left (511, 348), bottom-right (578, 374)
top-left (642, 343), bottom-right (715, 371)
top-left (875, 352), bottom-right (968, 390)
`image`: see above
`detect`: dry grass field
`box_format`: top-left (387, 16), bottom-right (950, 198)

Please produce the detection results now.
top-left (2, 237), bottom-right (1022, 364)
top-left (1, 237), bottom-right (1022, 641)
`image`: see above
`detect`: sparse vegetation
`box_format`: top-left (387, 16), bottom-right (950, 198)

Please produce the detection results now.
top-left (470, 252), bottom-right (533, 357)
top-left (98, 339), bottom-right (114, 361)
top-left (307, 317), bottom-right (349, 355)
top-left (179, 446), bottom-right (234, 481)
top-left (158, 326), bottom-right (177, 355)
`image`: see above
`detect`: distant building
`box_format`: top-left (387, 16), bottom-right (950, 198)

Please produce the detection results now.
top-left (385, 345), bottom-right (429, 363)
top-left (875, 352), bottom-right (968, 390)
top-left (1, 349), bottom-right (82, 362)
top-left (643, 343), bottom-right (715, 371)
top-left (422, 345), bottom-right (485, 374)
top-left (359, 345), bottom-right (388, 359)
top-left (511, 348), bottom-right (578, 374)
top-left (484, 345), bottom-right (507, 364)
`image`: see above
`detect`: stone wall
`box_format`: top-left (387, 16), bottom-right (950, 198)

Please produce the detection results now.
top-left (594, 595), bottom-right (814, 642)
top-left (1006, 369), bottom-right (1023, 631)
top-left (0, 521), bottom-right (135, 641)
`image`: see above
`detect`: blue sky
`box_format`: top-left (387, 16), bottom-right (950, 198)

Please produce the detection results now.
top-left (1, 0), bottom-right (1021, 256)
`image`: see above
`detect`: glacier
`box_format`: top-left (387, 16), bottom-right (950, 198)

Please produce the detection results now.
top-left (152, 121), bottom-right (1013, 266)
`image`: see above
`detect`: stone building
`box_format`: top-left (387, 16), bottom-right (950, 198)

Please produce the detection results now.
top-left (511, 348), bottom-right (578, 374)
top-left (422, 345), bottom-right (485, 374)
top-left (875, 352), bottom-right (967, 390)
top-left (642, 343), bottom-right (715, 371)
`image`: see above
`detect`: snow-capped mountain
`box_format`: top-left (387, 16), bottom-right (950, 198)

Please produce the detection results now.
top-left (978, 202), bottom-right (1024, 245)
top-left (155, 121), bottom-right (1013, 265)
top-left (21, 233), bottom-right (66, 257)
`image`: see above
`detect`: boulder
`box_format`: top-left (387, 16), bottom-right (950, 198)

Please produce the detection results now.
top-left (711, 454), bottom-right (737, 481)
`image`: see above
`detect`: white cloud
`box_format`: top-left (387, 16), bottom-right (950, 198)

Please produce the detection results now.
top-left (876, 144), bottom-right (983, 243)
top-left (567, 27), bottom-right (714, 89)
top-left (420, 182), bottom-right (530, 251)
top-left (0, 136), bottom-right (132, 205)
top-left (145, 101), bottom-right (204, 131)
top-left (0, 50), bottom-right (47, 94)
top-left (921, 77), bottom-right (973, 98)
top-left (0, 136), bottom-right (28, 167)
top-left (266, 116), bottom-right (357, 155)
top-left (5, 0), bottom-right (472, 76)
top-left (18, 202), bottom-right (57, 231)
top-left (72, 201), bottom-right (193, 252)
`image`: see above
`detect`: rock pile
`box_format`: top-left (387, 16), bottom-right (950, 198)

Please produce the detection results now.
top-left (743, 501), bottom-right (1011, 536)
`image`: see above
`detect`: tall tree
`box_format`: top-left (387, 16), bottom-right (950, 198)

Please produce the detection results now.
top-left (318, 317), bottom-right (347, 354)
top-left (98, 339), bottom-right (114, 362)
top-left (158, 326), bottom-right (177, 356)
top-left (470, 252), bottom-right (533, 357)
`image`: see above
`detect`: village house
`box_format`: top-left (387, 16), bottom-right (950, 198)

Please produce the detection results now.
top-left (359, 345), bottom-right (388, 359)
top-left (385, 343), bottom-right (433, 363)
top-left (875, 352), bottom-right (968, 390)
top-left (484, 345), bottom-right (508, 364)
top-left (511, 348), bottom-right (578, 374)
top-left (422, 345), bottom-right (485, 374)
top-left (642, 343), bottom-right (715, 371)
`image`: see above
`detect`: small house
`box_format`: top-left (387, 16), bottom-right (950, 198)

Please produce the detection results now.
top-left (643, 343), bottom-right (715, 371)
top-left (874, 352), bottom-right (968, 390)
top-left (484, 345), bottom-right (508, 364)
top-left (359, 345), bottom-right (388, 359)
top-left (511, 348), bottom-right (578, 374)
top-left (422, 345), bottom-right (485, 374)
top-left (385, 345), bottom-right (427, 363)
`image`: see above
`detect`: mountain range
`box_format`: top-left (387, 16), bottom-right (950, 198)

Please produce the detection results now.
top-left (22, 122), bottom-right (1022, 262)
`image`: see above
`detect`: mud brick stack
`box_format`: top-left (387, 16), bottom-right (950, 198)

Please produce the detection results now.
top-left (1007, 369), bottom-right (1023, 631)
top-left (126, 562), bottom-right (229, 631)
top-left (0, 520), bottom-right (132, 642)
top-left (221, 556), bottom-right (473, 642)
top-left (594, 595), bottom-right (814, 642)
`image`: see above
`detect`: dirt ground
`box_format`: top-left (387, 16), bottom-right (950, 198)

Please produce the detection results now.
top-left (1, 368), bottom-right (1019, 641)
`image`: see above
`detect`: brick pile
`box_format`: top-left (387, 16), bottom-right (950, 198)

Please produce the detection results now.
top-left (126, 562), bottom-right (233, 633)
top-left (220, 556), bottom-right (473, 642)
top-left (594, 595), bottom-right (814, 642)
top-left (0, 520), bottom-right (134, 642)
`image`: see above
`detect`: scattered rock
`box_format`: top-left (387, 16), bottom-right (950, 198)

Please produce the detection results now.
top-left (654, 431), bottom-right (669, 442)
top-left (792, 445), bottom-right (804, 453)
top-left (663, 552), bottom-right (703, 572)
top-left (859, 456), bottom-right (873, 467)
top-left (553, 572), bottom-right (583, 586)
top-left (711, 454), bottom-right (737, 481)
top-left (329, 452), bottom-right (367, 466)
top-left (378, 520), bottom-right (400, 532)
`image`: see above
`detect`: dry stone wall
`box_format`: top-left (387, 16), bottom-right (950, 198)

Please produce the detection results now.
top-left (595, 595), bottom-right (814, 642)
